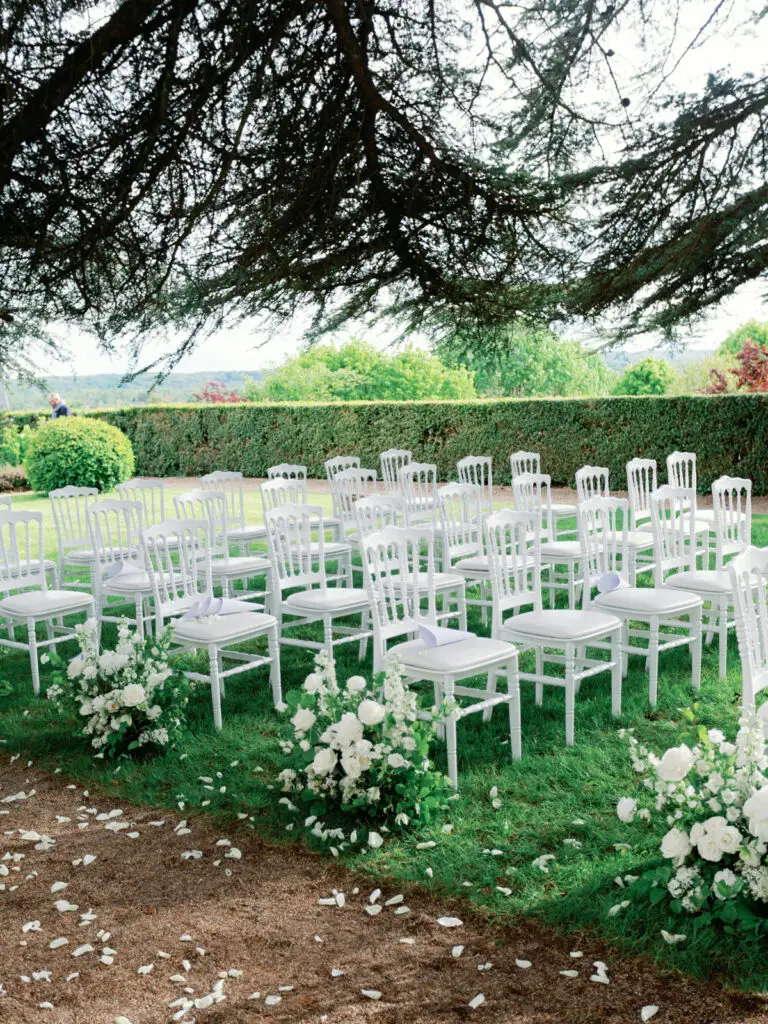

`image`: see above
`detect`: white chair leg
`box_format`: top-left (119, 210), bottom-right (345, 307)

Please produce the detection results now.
top-left (621, 622), bottom-right (630, 677)
top-left (564, 645), bottom-right (575, 746)
top-left (268, 625), bottom-right (283, 709)
top-left (217, 649), bottom-right (226, 699)
top-left (459, 586), bottom-right (468, 631)
top-left (358, 610), bottom-right (369, 661)
top-left (482, 670), bottom-right (497, 722)
top-left (648, 616), bottom-right (660, 707)
top-left (547, 564), bottom-right (555, 609)
top-left (323, 616), bottom-right (334, 658)
top-left (567, 563), bottom-right (576, 609)
top-left (135, 599), bottom-right (144, 640)
top-left (610, 628), bottom-right (622, 717)
top-left (443, 677), bottom-right (458, 787)
top-left (535, 647), bottom-right (543, 705)
top-left (209, 644), bottom-right (223, 731)
top-left (27, 617), bottom-right (40, 696)
top-left (718, 598), bottom-right (728, 680)
top-left (691, 606), bottom-right (702, 689)
top-left (508, 659), bottom-right (521, 760)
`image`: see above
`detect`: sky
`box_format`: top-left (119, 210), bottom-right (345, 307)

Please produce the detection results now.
top-left (45, 1), bottom-right (768, 378)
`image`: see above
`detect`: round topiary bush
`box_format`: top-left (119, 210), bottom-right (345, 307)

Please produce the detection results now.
top-left (24, 417), bottom-right (135, 494)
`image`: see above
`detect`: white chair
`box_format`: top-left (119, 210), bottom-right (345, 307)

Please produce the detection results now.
top-left (651, 485), bottom-right (733, 680)
top-left (0, 496), bottom-right (11, 512)
top-left (513, 472), bottom-right (583, 608)
top-left (362, 525), bottom-right (520, 787)
top-left (325, 456), bottom-right (361, 521)
top-left (399, 461), bottom-right (439, 525)
top-left (627, 457), bottom-right (657, 532)
top-left (334, 467), bottom-right (379, 541)
top-left (200, 470), bottom-right (266, 550)
top-left (354, 494), bottom-right (406, 539)
top-left (0, 494), bottom-right (57, 588)
top-left (457, 456), bottom-right (493, 516)
top-left (485, 509), bottom-right (622, 746)
top-left (576, 464), bottom-right (653, 584)
top-left (667, 451), bottom-right (716, 543)
top-left (437, 482), bottom-right (490, 622)
top-left (268, 463), bottom-right (307, 483)
top-left (580, 495), bottom-right (704, 702)
top-left (266, 503), bottom-right (371, 660)
top-left (142, 518), bottom-right (281, 730)
top-left (88, 499), bottom-right (153, 638)
top-left (511, 450), bottom-right (576, 539)
top-left (49, 486), bottom-right (100, 591)
top-left (712, 476), bottom-right (752, 569)
top-left (380, 449), bottom-right (412, 494)
top-left (729, 547), bottom-right (768, 735)
top-left (0, 511), bottom-right (95, 696)
top-left (575, 465), bottom-right (610, 504)
top-left (174, 489), bottom-right (271, 608)
top-left (116, 478), bottom-right (166, 527)
top-left (263, 469), bottom-right (343, 540)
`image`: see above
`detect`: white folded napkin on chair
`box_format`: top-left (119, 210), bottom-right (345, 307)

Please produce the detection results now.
top-left (106, 558), bottom-right (144, 579)
top-left (597, 572), bottom-right (631, 594)
top-left (181, 595), bottom-right (257, 620)
top-left (418, 624), bottom-right (477, 648)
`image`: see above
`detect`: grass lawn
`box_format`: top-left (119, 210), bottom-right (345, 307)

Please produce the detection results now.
top-left (1, 489), bottom-right (766, 991)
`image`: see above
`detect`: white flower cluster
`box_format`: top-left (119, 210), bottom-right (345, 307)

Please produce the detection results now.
top-left (277, 650), bottom-right (450, 852)
top-left (46, 620), bottom-right (187, 756)
top-left (616, 714), bottom-right (768, 913)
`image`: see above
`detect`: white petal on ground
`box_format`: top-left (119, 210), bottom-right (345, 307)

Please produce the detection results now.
top-left (436, 917), bottom-right (463, 928)
top-left (54, 901), bottom-right (78, 913)
top-left (416, 841), bottom-right (436, 849)
top-left (224, 847), bottom-right (242, 860)
top-left (331, 969), bottom-right (345, 977)
top-left (384, 894), bottom-right (404, 906)
top-left (469, 994), bottom-right (486, 1009)
top-left (361, 989), bottom-right (382, 1000)
top-left (641, 1007), bottom-right (660, 1021)
top-left (50, 882), bottom-right (68, 893)
top-left (570, 951), bottom-right (583, 958)
top-left (451, 946), bottom-right (464, 958)
top-left (560, 970), bottom-right (579, 978)
top-left (514, 959), bottom-right (532, 969)
top-left (49, 938), bottom-right (68, 949)
top-left (22, 921), bottom-right (42, 933)
top-left (368, 889), bottom-right (381, 904)
top-left (399, 938), bottom-right (415, 945)
top-left (72, 945), bottom-right (94, 957)
top-left (660, 930), bottom-right (687, 945)
top-left (364, 905), bottom-right (382, 916)
top-left (264, 994), bottom-right (281, 1006)
top-left (181, 851), bottom-right (203, 860)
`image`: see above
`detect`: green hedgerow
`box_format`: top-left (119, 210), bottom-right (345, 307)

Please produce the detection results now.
top-left (24, 416), bottom-right (135, 493)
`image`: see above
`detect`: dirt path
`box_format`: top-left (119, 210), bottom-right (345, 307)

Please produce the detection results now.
top-left (0, 759), bottom-right (766, 1024)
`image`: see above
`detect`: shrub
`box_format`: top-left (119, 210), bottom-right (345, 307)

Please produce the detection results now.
top-left (0, 466), bottom-right (29, 492)
top-left (614, 356), bottom-right (675, 396)
top-left (24, 416), bottom-right (134, 493)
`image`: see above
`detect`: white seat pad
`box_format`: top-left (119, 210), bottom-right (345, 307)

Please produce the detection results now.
top-left (453, 555), bottom-right (490, 573)
top-left (540, 541), bottom-right (581, 560)
top-left (104, 572), bottom-right (154, 594)
top-left (393, 572), bottom-right (465, 592)
top-left (550, 502), bottom-right (577, 515)
top-left (65, 547), bottom-right (98, 563)
top-left (212, 556), bottom-right (271, 577)
top-left (227, 524), bottom-right (267, 541)
top-left (389, 636), bottom-right (515, 673)
top-left (0, 589), bottom-right (92, 617)
top-left (173, 611), bottom-right (276, 644)
top-left (595, 586), bottom-right (702, 615)
top-left (625, 531), bottom-right (654, 549)
top-left (285, 587), bottom-right (370, 613)
top-left (501, 609), bottom-right (619, 641)
top-left (666, 570), bottom-right (732, 595)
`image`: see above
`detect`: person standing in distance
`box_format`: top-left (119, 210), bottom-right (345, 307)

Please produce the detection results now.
top-left (47, 393), bottom-right (71, 418)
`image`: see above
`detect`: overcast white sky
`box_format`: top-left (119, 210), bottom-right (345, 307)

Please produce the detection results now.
top-left (47, 2), bottom-right (768, 377)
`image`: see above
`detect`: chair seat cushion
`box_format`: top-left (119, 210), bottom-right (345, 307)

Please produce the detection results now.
top-left (540, 541), bottom-right (581, 560)
top-left (173, 611), bottom-right (276, 644)
top-left (501, 609), bottom-right (620, 641)
top-left (625, 530), bottom-right (655, 549)
top-left (594, 586), bottom-right (702, 615)
top-left (285, 587), bottom-right (370, 613)
top-left (453, 554), bottom-right (490, 573)
top-left (212, 556), bottom-right (271, 578)
top-left (226, 525), bottom-right (267, 542)
top-left (0, 589), bottom-right (93, 618)
top-left (64, 547), bottom-right (98, 564)
top-left (665, 570), bottom-right (732, 595)
top-left (7, 559), bottom-right (57, 576)
top-left (550, 502), bottom-right (577, 516)
top-left (104, 572), bottom-right (154, 594)
top-left (389, 636), bottom-right (515, 674)
top-left (393, 572), bottom-right (466, 593)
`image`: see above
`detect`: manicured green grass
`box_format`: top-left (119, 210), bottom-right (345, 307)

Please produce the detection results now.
top-left (1, 494), bottom-right (766, 990)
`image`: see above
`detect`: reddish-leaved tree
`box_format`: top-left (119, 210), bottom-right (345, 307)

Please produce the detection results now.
top-left (192, 382), bottom-right (242, 404)
top-left (702, 340), bottom-right (768, 394)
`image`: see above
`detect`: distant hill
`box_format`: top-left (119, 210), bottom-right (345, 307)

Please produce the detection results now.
top-left (602, 348), bottom-right (715, 371)
top-left (4, 370), bottom-right (263, 411)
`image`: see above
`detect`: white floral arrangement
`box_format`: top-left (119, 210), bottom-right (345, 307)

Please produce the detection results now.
top-left (46, 619), bottom-right (191, 758)
top-left (276, 651), bottom-right (453, 853)
top-left (615, 709), bottom-right (768, 930)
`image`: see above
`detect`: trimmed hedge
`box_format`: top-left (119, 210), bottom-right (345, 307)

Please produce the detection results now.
top-left (46, 394), bottom-right (768, 492)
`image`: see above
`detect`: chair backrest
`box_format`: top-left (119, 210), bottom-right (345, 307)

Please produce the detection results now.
top-left (325, 456), bottom-right (362, 518)
top-left (142, 517), bottom-right (211, 625)
top-left (575, 465), bottom-right (610, 504)
top-left (266, 503), bottom-right (327, 591)
top-left (174, 488), bottom-right (230, 561)
top-left (380, 449), bottom-right (412, 492)
top-left (729, 547), bottom-right (768, 707)
top-left (667, 450), bottom-right (697, 491)
top-left (578, 496), bottom-right (630, 608)
top-left (512, 472), bottom-right (553, 542)
top-left (484, 509), bottom-right (541, 630)
top-left (626, 458), bottom-right (657, 530)
top-left (267, 463), bottom-right (307, 483)
top-left (49, 486), bottom-right (99, 550)
top-left (438, 483), bottom-right (482, 562)
top-left (399, 461), bottom-right (438, 523)
top-left (87, 499), bottom-right (144, 572)
top-left (712, 475), bottom-right (752, 569)
top-left (650, 485), bottom-right (697, 582)
top-left (116, 478), bottom-right (165, 527)
top-left (0, 511), bottom-right (47, 593)
top-left (362, 526), bottom-right (437, 645)
top-left (0, 496), bottom-right (12, 513)
top-left (200, 471), bottom-right (246, 530)
top-left (354, 495), bottom-right (406, 540)
top-left (334, 467), bottom-right (378, 523)
top-left (510, 450), bottom-right (540, 481)
top-left (260, 477), bottom-right (308, 520)
top-left (457, 456), bottom-right (493, 515)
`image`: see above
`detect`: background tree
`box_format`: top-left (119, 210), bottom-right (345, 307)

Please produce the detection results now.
top-left (437, 325), bottom-right (615, 398)
top-left (242, 339), bottom-right (476, 402)
top-left (2, 1), bottom-right (768, 373)
top-left (716, 320), bottom-right (768, 358)
top-left (704, 340), bottom-right (768, 394)
top-left (614, 357), bottom-right (675, 396)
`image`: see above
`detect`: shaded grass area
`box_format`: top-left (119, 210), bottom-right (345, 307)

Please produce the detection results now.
top-left (0, 497), bottom-right (766, 990)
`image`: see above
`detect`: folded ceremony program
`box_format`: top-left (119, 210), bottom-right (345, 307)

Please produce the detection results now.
top-left (418, 624), bottom-right (477, 648)
top-left (597, 572), bottom-right (631, 594)
top-left (181, 596), bottom-right (257, 620)
top-left (106, 558), bottom-right (144, 579)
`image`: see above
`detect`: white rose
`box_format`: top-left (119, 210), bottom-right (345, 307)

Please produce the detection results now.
top-left (346, 675), bottom-right (367, 693)
top-left (712, 868), bottom-right (738, 898)
top-left (657, 745), bottom-right (695, 783)
top-left (303, 673), bottom-right (324, 694)
top-left (387, 752), bottom-right (408, 769)
top-left (697, 832), bottom-right (723, 863)
top-left (83, 665), bottom-right (97, 680)
top-left (720, 742), bottom-right (736, 756)
top-left (743, 787), bottom-right (768, 824)
top-left (690, 822), bottom-right (705, 844)
top-left (703, 816), bottom-right (728, 833)
top-left (721, 788), bottom-right (737, 805)
top-left (708, 729), bottom-right (725, 744)
top-left (312, 747), bottom-right (337, 776)
top-left (299, 739), bottom-right (310, 752)
top-left (616, 797), bottom-right (637, 823)
top-left (706, 773), bottom-right (725, 793)
top-left (332, 712), bottom-right (364, 749)
top-left (358, 699), bottom-right (386, 727)
top-left (121, 683), bottom-right (146, 708)
top-left (146, 705), bottom-right (162, 721)
top-left (660, 828), bottom-right (692, 862)
top-left (714, 825), bottom-right (742, 854)
top-left (291, 707), bottom-right (317, 733)
top-left (367, 831), bottom-right (384, 849)
top-left (147, 668), bottom-right (172, 686)
top-left (79, 701), bottom-right (93, 717)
